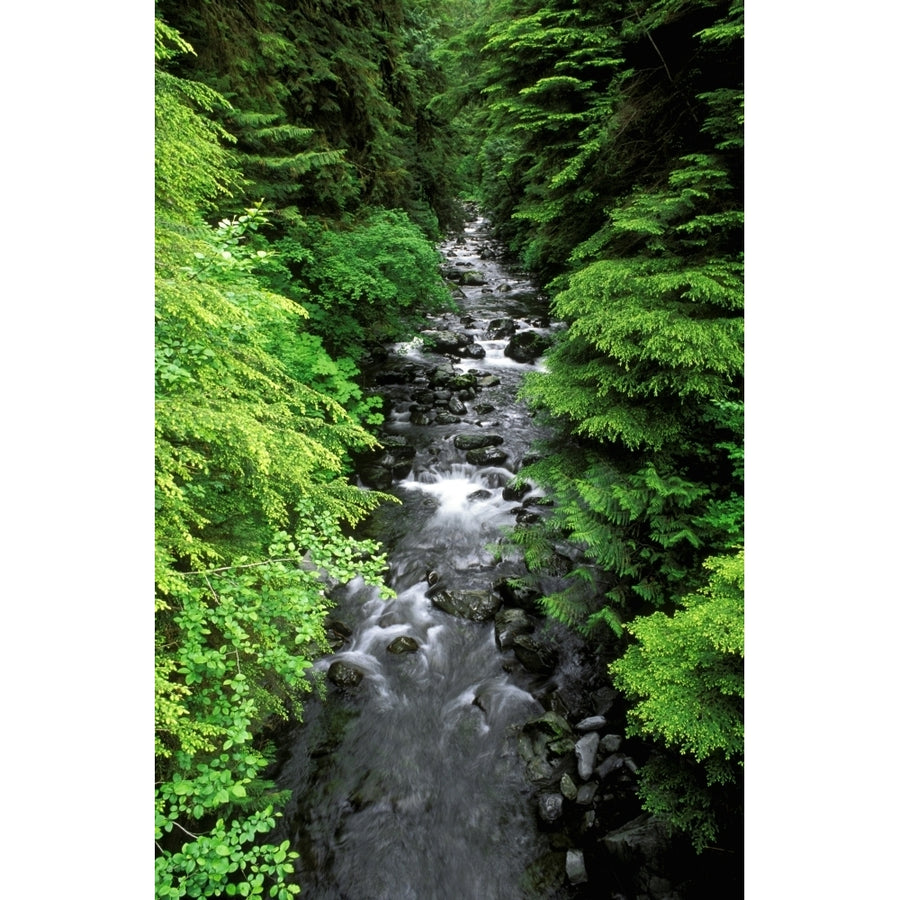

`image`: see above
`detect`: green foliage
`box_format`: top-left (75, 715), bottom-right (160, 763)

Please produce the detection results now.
top-left (611, 551), bottom-right (744, 762)
top-left (609, 550), bottom-right (744, 849)
top-left (261, 208), bottom-right (453, 361)
top-left (155, 0), bottom-right (465, 232)
top-left (155, 24), bottom-right (409, 898)
top-left (511, 422), bottom-right (741, 634)
top-left (154, 20), bottom-right (241, 221)
top-left (458, 0), bottom-right (743, 277)
top-left (155, 809), bottom-right (301, 900)
top-left (462, 0), bottom-right (744, 851)
top-left (524, 152), bottom-right (743, 453)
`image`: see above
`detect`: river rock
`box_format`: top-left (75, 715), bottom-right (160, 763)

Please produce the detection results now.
top-left (433, 413), bottom-right (461, 425)
top-left (387, 636), bottom-right (419, 654)
top-left (520, 716), bottom-right (576, 786)
top-left (412, 389), bottom-right (436, 405)
top-left (575, 732), bottom-right (601, 779)
top-left (502, 480), bottom-right (531, 501)
top-left (596, 752), bottom-right (627, 782)
top-left (429, 588), bottom-right (502, 622)
top-left (560, 772), bottom-right (578, 801)
top-left (537, 792), bottom-right (564, 824)
top-left (459, 269), bottom-right (487, 285)
top-left (504, 330), bottom-right (552, 362)
top-left (355, 463), bottom-right (393, 490)
top-left (423, 330), bottom-right (474, 354)
top-left (448, 396), bottom-right (468, 415)
top-left (593, 686), bottom-right (620, 717)
top-left (467, 489), bottom-right (493, 502)
top-left (492, 577), bottom-right (542, 613)
top-left (601, 814), bottom-right (677, 897)
top-left (327, 660), bottom-right (364, 687)
top-left (576, 782), bottom-right (598, 805)
top-left (453, 433), bottom-right (504, 450)
top-left (464, 343), bottom-right (486, 359)
top-left (494, 608), bottom-right (534, 649)
top-left (477, 375), bottom-right (501, 388)
top-left (599, 734), bottom-right (623, 753)
top-left (486, 317), bottom-right (517, 338)
top-left (575, 715), bottom-right (608, 733)
top-left (565, 849), bottom-right (589, 885)
top-left (466, 446), bottom-right (509, 466)
top-left (354, 435), bottom-right (417, 487)
top-left (512, 634), bottom-right (558, 674)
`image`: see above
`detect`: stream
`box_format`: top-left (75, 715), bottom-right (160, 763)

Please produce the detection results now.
top-left (271, 215), bottom-right (583, 899)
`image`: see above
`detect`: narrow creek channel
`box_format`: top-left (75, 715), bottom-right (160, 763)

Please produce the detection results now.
top-left (271, 215), bottom-right (586, 899)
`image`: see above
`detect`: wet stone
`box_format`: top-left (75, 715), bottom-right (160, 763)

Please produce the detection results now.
top-left (512, 634), bottom-right (558, 674)
top-left (538, 792), bottom-right (564, 824)
top-left (466, 446), bottom-right (509, 466)
top-left (504, 330), bottom-right (552, 363)
top-left (600, 734), bottom-right (623, 753)
top-left (596, 753), bottom-right (627, 781)
top-left (494, 607), bottom-right (534, 650)
top-left (575, 732), bottom-right (601, 780)
top-left (453, 433), bottom-right (504, 450)
top-left (327, 660), bottom-right (364, 688)
top-left (428, 588), bottom-right (502, 622)
top-left (576, 782), bottom-right (598, 805)
top-left (486, 317), bottom-right (517, 339)
top-left (502, 481), bottom-right (532, 501)
top-left (560, 773), bottom-right (578, 801)
top-left (575, 715), bottom-right (608, 733)
top-left (387, 636), bottom-right (419, 654)
top-left (565, 849), bottom-right (589, 885)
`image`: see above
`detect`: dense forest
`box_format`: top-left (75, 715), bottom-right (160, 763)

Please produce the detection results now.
top-left (155, 1), bottom-right (743, 897)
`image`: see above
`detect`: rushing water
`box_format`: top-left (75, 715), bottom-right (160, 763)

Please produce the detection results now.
top-left (272, 217), bottom-right (572, 899)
